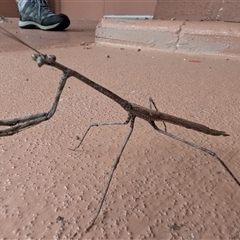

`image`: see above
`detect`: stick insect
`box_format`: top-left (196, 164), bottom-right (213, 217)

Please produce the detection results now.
top-left (0, 26), bottom-right (239, 232)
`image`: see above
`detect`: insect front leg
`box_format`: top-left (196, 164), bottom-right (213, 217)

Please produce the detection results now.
top-left (0, 72), bottom-right (68, 137)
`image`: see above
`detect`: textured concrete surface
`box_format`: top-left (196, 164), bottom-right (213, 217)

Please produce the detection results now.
top-left (96, 19), bottom-right (240, 57)
top-left (154, 0), bottom-right (240, 22)
top-left (0, 18), bottom-right (98, 52)
top-left (0, 20), bottom-right (240, 239)
top-left (96, 19), bottom-right (181, 52)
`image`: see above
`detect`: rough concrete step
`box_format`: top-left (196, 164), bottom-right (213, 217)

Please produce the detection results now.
top-left (95, 19), bottom-right (240, 57)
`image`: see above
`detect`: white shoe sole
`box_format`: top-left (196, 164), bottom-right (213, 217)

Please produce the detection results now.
top-left (19, 20), bottom-right (60, 30)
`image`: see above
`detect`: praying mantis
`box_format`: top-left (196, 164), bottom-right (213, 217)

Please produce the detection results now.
top-left (0, 26), bottom-right (239, 232)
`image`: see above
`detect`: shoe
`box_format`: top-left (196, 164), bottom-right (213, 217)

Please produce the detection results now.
top-left (18, 0), bottom-right (70, 31)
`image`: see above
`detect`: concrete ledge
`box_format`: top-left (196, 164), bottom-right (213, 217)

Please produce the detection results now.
top-left (95, 19), bottom-right (240, 57)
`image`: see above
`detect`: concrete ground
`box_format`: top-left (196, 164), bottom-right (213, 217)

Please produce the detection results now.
top-left (0, 19), bottom-right (240, 239)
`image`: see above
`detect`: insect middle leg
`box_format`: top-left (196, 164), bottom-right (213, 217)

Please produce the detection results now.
top-left (69, 113), bottom-right (132, 151)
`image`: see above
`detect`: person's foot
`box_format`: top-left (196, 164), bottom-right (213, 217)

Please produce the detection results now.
top-left (18, 0), bottom-right (70, 31)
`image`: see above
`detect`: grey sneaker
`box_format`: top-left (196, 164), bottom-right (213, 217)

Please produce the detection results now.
top-left (18, 0), bottom-right (70, 31)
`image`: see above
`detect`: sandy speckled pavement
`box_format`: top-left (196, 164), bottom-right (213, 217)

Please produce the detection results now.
top-left (0, 19), bottom-right (240, 239)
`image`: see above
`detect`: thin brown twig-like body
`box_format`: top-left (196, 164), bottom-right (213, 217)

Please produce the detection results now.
top-left (0, 27), bottom-right (228, 137)
top-left (0, 26), bottom-right (238, 232)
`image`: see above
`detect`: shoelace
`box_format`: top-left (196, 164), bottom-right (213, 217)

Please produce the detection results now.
top-left (36, 0), bottom-right (54, 17)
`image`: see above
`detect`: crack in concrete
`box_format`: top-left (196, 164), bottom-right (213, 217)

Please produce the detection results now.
top-left (175, 21), bottom-right (186, 52)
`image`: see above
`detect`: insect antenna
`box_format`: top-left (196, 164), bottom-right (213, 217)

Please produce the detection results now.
top-left (0, 26), bottom-right (42, 55)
